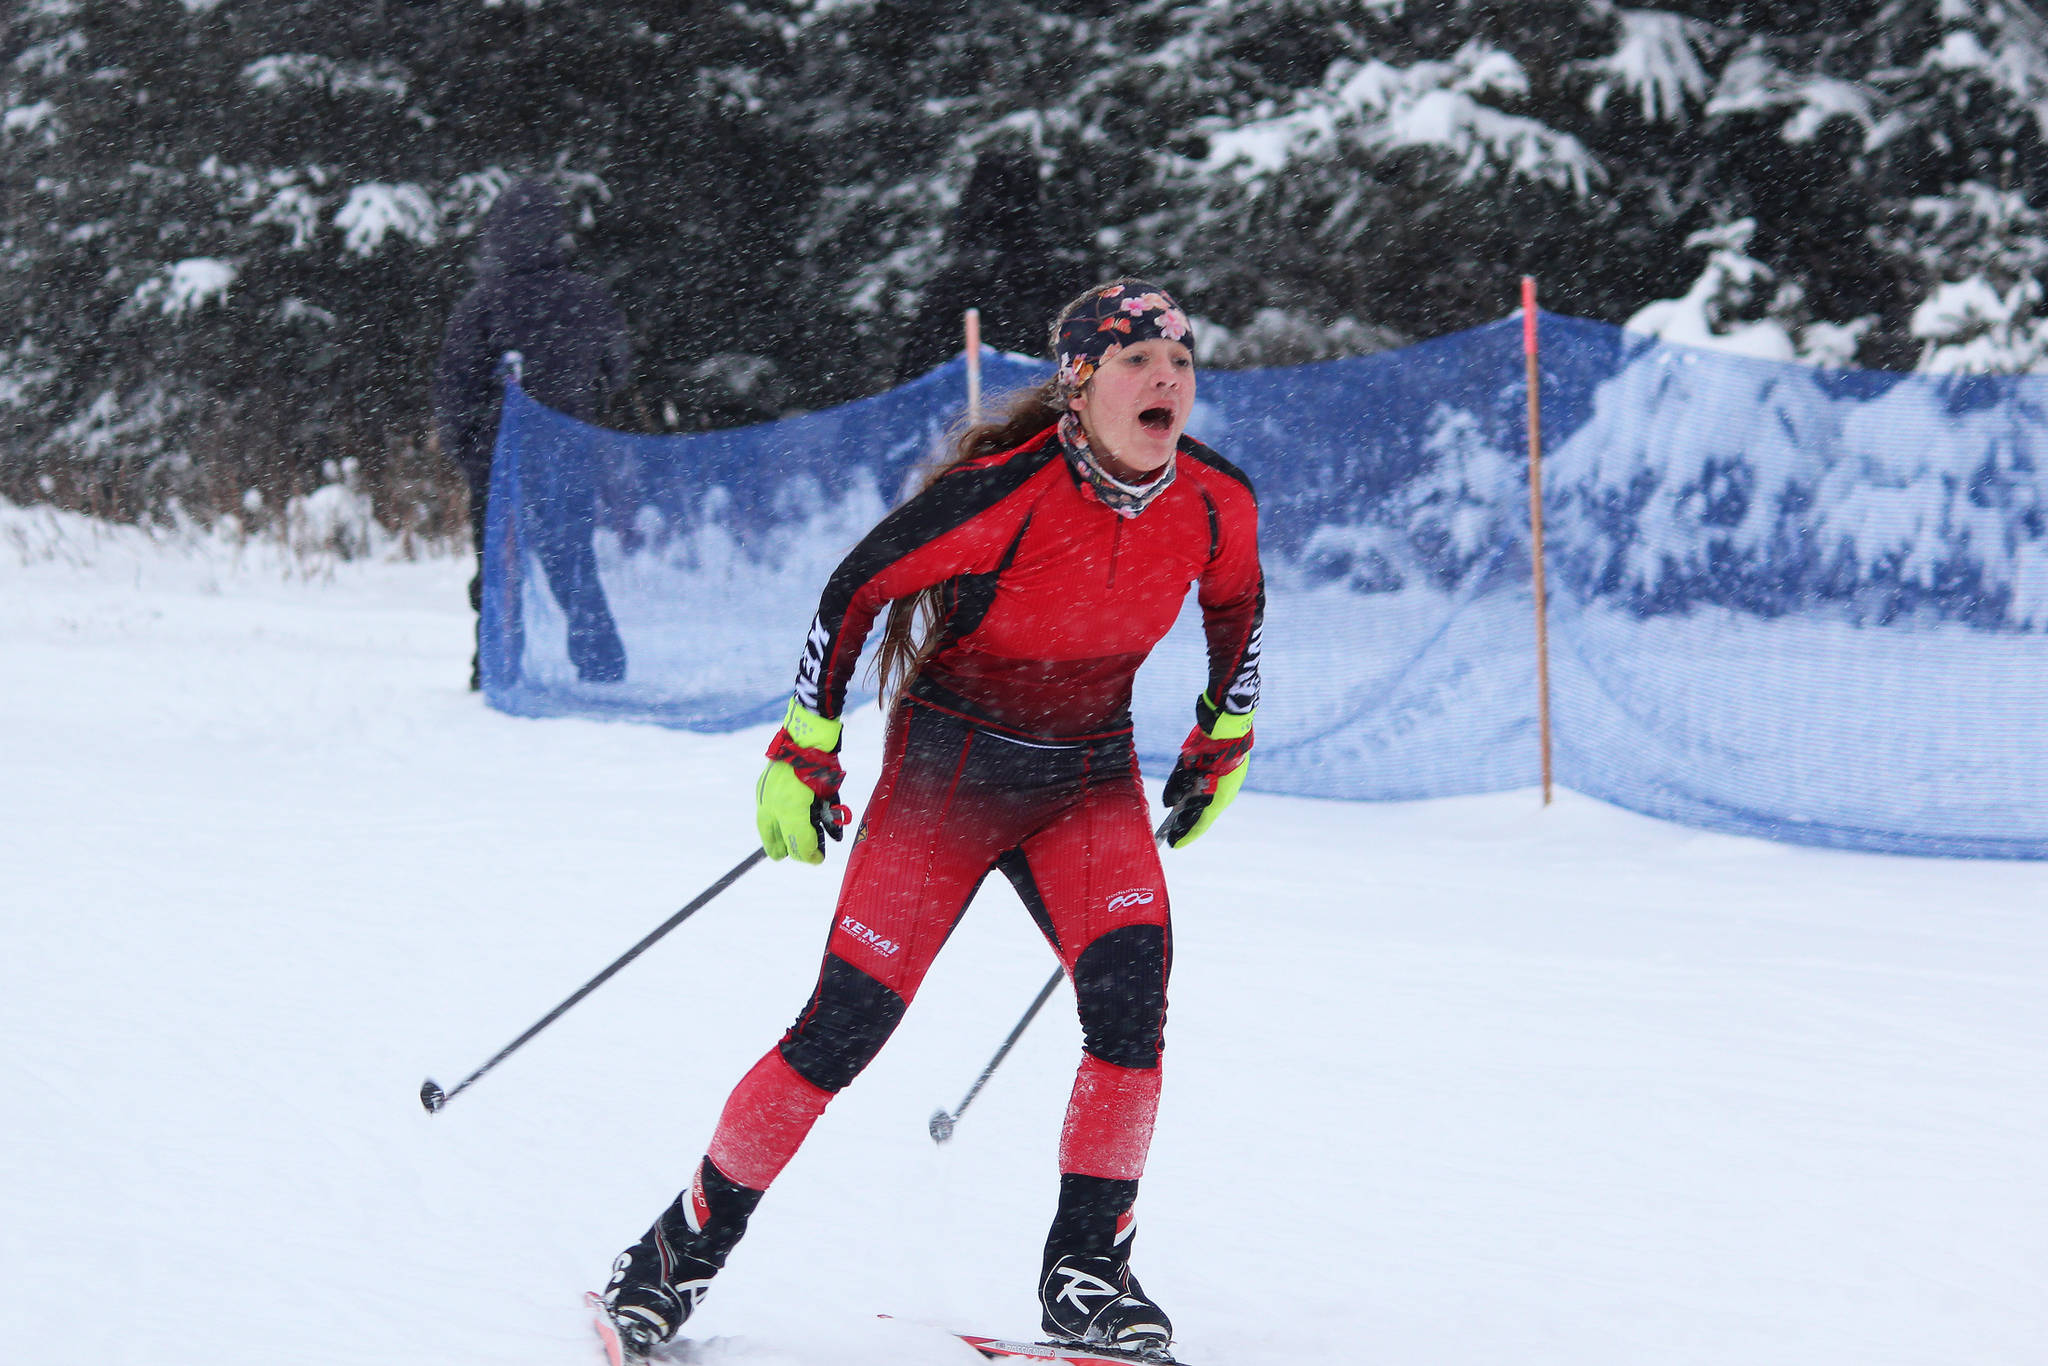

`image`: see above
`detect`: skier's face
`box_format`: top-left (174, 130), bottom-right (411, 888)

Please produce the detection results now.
top-left (1070, 339), bottom-right (1194, 479)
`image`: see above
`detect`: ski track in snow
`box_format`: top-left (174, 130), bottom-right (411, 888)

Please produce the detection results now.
top-left (3, 506), bottom-right (2044, 1366)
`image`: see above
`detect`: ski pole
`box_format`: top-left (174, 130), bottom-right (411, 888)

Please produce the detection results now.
top-left (421, 847), bottom-right (767, 1113)
top-left (928, 965), bottom-right (1063, 1143)
top-left (928, 815), bottom-right (1176, 1144)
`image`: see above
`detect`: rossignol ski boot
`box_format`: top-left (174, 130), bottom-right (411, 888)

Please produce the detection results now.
top-left (1039, 1175), bottom-right (1173, 1359)
top-left (601, 1158), bottom-right (761, 1359)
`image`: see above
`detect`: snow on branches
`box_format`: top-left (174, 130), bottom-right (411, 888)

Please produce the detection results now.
top-left (1202, 42), bottom-right (1603, 197)
top-left (1582, 9), bottom-right (1714, 123)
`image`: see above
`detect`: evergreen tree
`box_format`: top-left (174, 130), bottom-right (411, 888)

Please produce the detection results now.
top-left (1, 0), bottom-right (812, 507)
top-left (4, 0), bottom-right (2045, 520)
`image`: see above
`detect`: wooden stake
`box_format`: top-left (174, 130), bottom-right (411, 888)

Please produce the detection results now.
top-left (1523, 276), bottom-right (1554, 807)
top-left (964, 308), bottom-right (982, 426)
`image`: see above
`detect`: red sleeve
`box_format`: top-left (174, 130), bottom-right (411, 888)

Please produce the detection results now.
top-left (1187, 447), bottom-right (1264, 717)
top-left (792, 437), bottom-right (1059, 719)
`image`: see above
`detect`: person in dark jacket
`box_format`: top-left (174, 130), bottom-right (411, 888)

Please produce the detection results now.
top-left (892, 147), bottom-right (1087, 384)
top-left (435, 178), bottom-right (630, 687)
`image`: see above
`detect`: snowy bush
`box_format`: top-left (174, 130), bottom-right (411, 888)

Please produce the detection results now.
top-left (1293, 404), bottom-right (1522, 594)
top-left (1824, 380), bottom-right (2048, 626)
top-left (284, 459), bottom-right (388, 562)
top-left (1626, 221), bottom-right (1872, 368)
top-left (1397, 405), bottom-right (1524, 587)
top-left (1295, 521), bottom-right (1411, 595)
top-left (1550, 325), bottom-right (2048, 627)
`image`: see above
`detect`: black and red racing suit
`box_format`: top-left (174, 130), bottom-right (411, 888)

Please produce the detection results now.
top-left (704, 422), bottom-right (1263, 1194)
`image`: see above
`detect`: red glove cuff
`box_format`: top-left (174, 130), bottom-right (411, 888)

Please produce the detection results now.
top-left (1174, 725), bottom-right (1253, 794)
top-left (766, 728), bottom-right (845, 802)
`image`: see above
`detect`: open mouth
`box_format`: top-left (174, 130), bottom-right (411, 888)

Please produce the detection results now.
top-left (1138, 406), bottom-right (1175, 433)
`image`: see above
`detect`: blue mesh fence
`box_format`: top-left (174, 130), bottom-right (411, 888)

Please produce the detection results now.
top-left (481, 313), bottom-right (2048, 859)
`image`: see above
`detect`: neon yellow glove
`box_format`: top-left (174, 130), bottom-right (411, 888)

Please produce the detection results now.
top-left (755, 698), bottom-right (849, 864)
top-left (1160, 694), bottom-right (1253, 848)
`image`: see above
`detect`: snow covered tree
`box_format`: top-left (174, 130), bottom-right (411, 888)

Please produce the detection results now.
top-left (1, 0), bottom-right (814, 510)
top-left (1111, 0), bottom-right (1647, 342)
top-left (1677, 0), bottom-right (2048, 369)
top-left (6, 0), bottom-right (2048, 523)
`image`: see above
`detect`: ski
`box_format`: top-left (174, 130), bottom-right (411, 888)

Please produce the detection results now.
top-left (584, 1291), bottom-right (724, 1365)
top-left (872, 1316), bottom-right (1184, 1365)
top-left (586, 1291), bottom-right (628, 1366)
top-left (953, 1332), bottom-right (1183, 1366)
top-left (591, 1299), bottom-right (1181, 1366)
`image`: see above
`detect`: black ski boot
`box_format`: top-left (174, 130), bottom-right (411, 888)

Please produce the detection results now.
top-left (602, 1158), bottom-right (762, 1359)
top-left (1038, 1174), bottom-right (1173, 1360)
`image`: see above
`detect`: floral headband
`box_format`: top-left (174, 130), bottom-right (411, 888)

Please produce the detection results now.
top-left (1052, 280), bottom-right (1195, 396)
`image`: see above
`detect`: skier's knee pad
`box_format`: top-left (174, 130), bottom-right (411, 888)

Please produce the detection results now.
top-left (1072, 924), bottom-right (1169, 1069)
top-left (778, 953), bottom-right (907, 1092)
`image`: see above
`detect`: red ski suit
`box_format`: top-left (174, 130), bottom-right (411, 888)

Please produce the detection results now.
top-left (705, 423), bottom-right (1262, 1192)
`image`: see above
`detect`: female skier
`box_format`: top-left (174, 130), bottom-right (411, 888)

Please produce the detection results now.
top-left (600, 279), bottom-right (1264, 1361)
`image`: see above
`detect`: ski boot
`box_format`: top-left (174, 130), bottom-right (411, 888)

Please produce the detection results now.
top-left (1039, 1175), bottom-right (1172, 1359)
top-left (602, 1158), bottom-right (761, 1359)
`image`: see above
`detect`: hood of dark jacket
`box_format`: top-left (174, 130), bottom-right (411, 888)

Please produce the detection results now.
top-left (479, 179), bottom-right (569, 275)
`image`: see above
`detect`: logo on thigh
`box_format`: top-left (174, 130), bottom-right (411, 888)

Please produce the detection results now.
top-left (838, 914), bottom-right (901, 958)
top-left (1105, 887), bottom-right (1156, 913)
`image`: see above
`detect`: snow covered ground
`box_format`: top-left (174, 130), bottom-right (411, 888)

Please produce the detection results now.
top-left (4, 502), bottom-right (2044, 1366)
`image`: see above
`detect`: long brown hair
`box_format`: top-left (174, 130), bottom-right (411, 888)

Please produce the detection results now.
top-left (870, 377), bottom-right (1067, 702)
